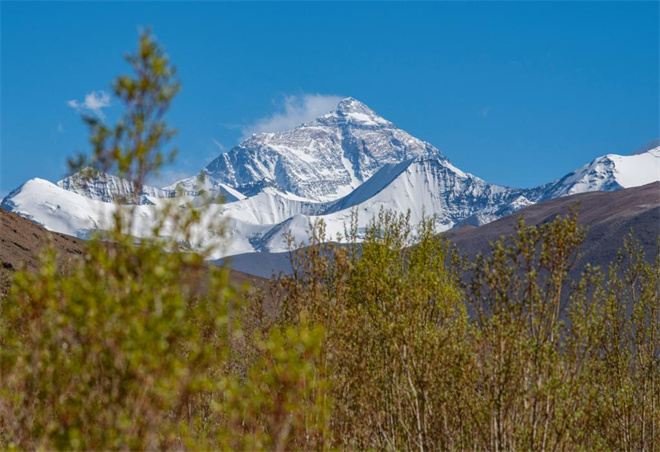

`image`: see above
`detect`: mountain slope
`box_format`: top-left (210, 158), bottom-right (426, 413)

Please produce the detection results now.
top-left (445, 181), bottom-right (660, 271)
top-left (217, 156), bottom-right (530, 254)
top-left (57, 169), bottom-right (246, 205)
top-left (1, 178), bottom-right (111, 238)
top-left (221, 182), bottom-right (660, 278)
top-left (57, 170), bottom-right (172, 204)
top-left (193, 97), bottom-right (442, 201)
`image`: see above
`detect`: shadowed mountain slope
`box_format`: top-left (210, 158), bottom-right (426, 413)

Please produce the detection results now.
top-left (445, 182), bottom-right (660, 270)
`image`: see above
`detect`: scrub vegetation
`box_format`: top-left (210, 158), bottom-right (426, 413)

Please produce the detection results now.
top-left (1, 32), bottom-right (658, 451)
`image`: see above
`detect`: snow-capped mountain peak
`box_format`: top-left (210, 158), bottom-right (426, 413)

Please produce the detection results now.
top-left (314, 97), bottom-right (392, 128)
top-left (201, 97), bottom-right (442, 201)
top-left (539, 144), bottom-right (660, 199)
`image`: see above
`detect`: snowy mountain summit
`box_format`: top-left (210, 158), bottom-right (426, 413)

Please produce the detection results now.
top-left (177, 97), bottom-right (442, 201)
top-left (539, 146), bottom-right (660, 199)
top-left (2, 97), bottom-right (659, 259)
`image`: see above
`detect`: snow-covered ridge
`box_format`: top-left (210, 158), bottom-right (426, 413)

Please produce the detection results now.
top-left (538, 146), bottom-right (660, 200)
top-left (2, 96), bottom-right (659, 259)
top-left (57, 170), bottom-right (174, 205)
top-left (242, 157), bottom-right (530, 254)
top-left (2, 178), bottom-right (120, 238)
top-left (56, 168), bottom-right (248, 206)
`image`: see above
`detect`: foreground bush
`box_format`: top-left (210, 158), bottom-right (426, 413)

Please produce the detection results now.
top-left (275, 210), bottom-right (659, 451)
top-left (275, 211), bottom-right (471, 450)
top-left (0, 238), bottom-right (327, 449)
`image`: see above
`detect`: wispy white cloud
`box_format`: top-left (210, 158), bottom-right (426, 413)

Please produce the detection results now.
top-left (149, 169), bottom-right (194, 188)
top-left (212, 138), bottom-right (226, 151)
top-left (241, 93), bottom-right (343, 140)
top-left (478, 106), bottom-right (491, 118)
top-left (67, 90), bottom-right (111, 119)
top-left (57, 122), bottom-right (65, 133)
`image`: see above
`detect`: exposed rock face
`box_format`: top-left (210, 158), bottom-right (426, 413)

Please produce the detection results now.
top-left (57, 170), bottom-right (173, 205)
top-left (200, 97), bottom-right (442, 201)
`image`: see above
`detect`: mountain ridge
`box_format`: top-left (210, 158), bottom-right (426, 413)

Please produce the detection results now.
top-left (2, 97), bottom-right (659, 259)
top-left (220, 182), bottom-right (660, 278)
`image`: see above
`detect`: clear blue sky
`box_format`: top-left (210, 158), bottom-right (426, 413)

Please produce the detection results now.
top-left (1, 1), bottom-right (658, 197)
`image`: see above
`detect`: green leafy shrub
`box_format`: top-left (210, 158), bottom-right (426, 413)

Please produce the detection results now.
top-left (276, 210), bottom-right (659, 451)
top-left (276, 210), bottom-right (473, 450)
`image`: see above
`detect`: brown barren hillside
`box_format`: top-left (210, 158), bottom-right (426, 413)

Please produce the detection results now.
top-left (0, 208), bottom-right (85, 294)
top-left (0, 207), bottom-right (267, 295)
top-left (445, 182), bottom-right (660, 269)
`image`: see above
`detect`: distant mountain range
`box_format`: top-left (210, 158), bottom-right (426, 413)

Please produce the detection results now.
top-left (221, 182), bottom-right (660, 278)
top-left (2, 97), bottom-right (659, 259)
